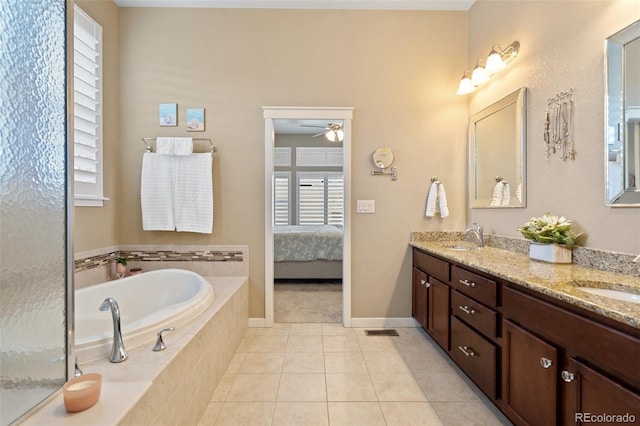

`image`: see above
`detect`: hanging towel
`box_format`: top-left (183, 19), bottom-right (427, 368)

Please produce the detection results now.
top-left (490, 182), bottom-right (504, 206)
top-left (173, 137), bottom-right (193, 156)
top-left (174, 153), bottom-right (213, 234)
top-left (156, 137), bottom-right (175, 155)
top-left (501, 182), bottom-right (511, 207)
top-left (141, 152), bottom-right (176, 231)
top-left (516, 182), bottom-right (522, 203)
top-left (425, 182), bottom-right (438, 217)
top-left (437, 183), bottom-right (449, 218)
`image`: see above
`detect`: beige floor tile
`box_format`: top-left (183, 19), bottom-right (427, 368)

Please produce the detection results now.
top-left (370, 373), bottom-right (428, 401)
top-left (363, 351), bottom-right (411, 374)
top-left (272, 402), bottom-right (329, 426)
top-left (430, 401), bottom-right (510, 425)
top-left (379, 402), bottom-right (443, 425)
top-left (225, 353), bottom-right (247, 374)
top-left (324, 351), bottom-right (368, 373)
top-left (286, 335), bottom-right (324, 352)
top-left (395, 327), bottom-right (429, 337)
top-left (401, 350), bottom-right (456, 374)
top-left (323, 334), bottom-right (361, 352)
top-left (328, 402), bottom-right (386, 426)
top-left (357, 335), bottom-right (400, 352)
top-left (238, 352), bottom-right (285, 374)
top-left (246, 335), bottom-right (288, 352)
top-left (322, 323), bottom-right (357, 336)
top-left (197, 402), bottom-right (223, 425)
top-left (255, 322), bottom-right (290, 336)
top-left (225, 373), bottom-right (281, 401)
top-left (213, 402), bottom-right (275, 426)
top-left (236, 336), bottom-right (254, 353)
top-left (289, 322), bottom-right (323, 335)
top-left (283, 352), bottom-right (325, 373)
top-left (211, 373), bottom-right (236, 402)
top-left (414, 373), bottom-right (480, 402)
top-left (277, 373), bottom-right (327, 401)
top-left (326, 373), bottom-right (378, 402)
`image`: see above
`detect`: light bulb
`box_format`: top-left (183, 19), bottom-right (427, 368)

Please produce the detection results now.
top-left (471, 62), bottom-right (490, 86)
top-left (485, 50), bottom-right (506, 75)
top-left (457, 72), bottom-right (475, 95)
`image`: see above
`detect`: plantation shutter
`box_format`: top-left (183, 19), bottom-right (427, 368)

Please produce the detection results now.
top-left (327, 173), bottom-right (344, 226)
top-left (274, 172), bottom-right (290, 225)
top-left (298, 173), bottom-right (326, 225)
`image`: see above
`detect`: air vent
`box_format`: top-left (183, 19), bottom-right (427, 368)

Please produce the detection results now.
top-left (364, 329), bottom-right (399, 336)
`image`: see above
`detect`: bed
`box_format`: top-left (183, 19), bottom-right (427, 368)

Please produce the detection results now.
top-left (274, 225), bottom-right (343, 280)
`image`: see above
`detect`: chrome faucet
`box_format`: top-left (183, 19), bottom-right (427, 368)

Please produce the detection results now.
top-left (465, 223), bottom-right (484, 248)
top-left (99, 297), bottom-right (129, 363)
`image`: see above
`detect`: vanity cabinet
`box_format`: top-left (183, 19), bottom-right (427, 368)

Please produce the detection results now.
top-left (412, 268), bottom-right (428, 329)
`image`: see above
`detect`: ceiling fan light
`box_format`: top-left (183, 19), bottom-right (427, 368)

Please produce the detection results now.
top-left (325, 130), bottom-right (336, 142)
top-left (335, 129), bottom-right (344, 142)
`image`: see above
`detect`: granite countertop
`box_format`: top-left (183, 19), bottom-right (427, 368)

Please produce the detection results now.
top-left (410, 239), bottom-right (640, 330)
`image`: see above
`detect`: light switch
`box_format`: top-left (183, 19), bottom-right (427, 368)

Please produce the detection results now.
top-left (356, 200), bottom-right (375, 214)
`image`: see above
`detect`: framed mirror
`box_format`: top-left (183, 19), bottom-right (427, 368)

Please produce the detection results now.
top-left (469, 87), bottom-right (527, 208)
top-left (605, 19), bottom-right (640, 206)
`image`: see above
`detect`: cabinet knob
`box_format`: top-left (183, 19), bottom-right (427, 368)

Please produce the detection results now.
top-left (539, 357), bottom-right (553, 369)
top-left (458, 345), bottom-right (476, 357)
top-left (420, 279), bottom-right (426, 285)
top-left (561, 370), bottom-right (576, 382)
top-left (458, 305), bottom-right (475, 315)
top-left (459, 279), bottom-right (476, 288)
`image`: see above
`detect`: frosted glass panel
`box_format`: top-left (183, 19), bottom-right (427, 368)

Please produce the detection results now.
top-left (0, 0), bottom-right (68, 424)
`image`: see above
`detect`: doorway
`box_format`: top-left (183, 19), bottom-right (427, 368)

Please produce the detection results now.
top-left (263, 107), bottom-right (353, 327)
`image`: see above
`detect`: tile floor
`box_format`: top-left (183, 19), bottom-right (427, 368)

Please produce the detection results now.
top-left (197, 323), bottom-right (512, 425)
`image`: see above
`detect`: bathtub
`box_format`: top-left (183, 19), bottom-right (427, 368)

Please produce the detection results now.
top-left (75, 269), bottom-right (214, 363)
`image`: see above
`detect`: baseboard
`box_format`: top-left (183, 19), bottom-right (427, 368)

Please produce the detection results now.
top-left (248, 317), bottom-right (266, 327)
top-left (349, 317), bottom-right (420, 328)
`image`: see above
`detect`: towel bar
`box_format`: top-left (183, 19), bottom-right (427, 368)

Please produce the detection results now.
top-left (141, 137), bottom-right (216, 153)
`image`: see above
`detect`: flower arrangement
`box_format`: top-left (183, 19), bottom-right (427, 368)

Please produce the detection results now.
top-left (115, 256), bottom-right (127, 266)
top-left (518, 213), bottom-right (580, 249)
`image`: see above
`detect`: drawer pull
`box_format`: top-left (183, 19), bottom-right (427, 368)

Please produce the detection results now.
top-left (539, 357), bottom-right (553, 369)
top-left (458, 345), bottom-right (476, 357)
top-left (561, 370), bottom-right (576, 383)
top-left (420, 279), bottom-right (426, 285)
top-left (458, 305), bottom-right (475, 315)
top-left (459, 279), bottom-right (477, 288)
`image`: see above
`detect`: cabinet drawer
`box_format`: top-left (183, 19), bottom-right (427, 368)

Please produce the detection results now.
top-left (450, 316), bottom-right (497, 399)
top-left (452, 290), bottom-right (498, 338)
top-left (451, 266), bottom-right (496, 306)
top-left (413, 249), bottom-right (450, 283)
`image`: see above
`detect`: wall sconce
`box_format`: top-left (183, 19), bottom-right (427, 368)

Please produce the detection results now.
top-left (457, 40), bottom-right (520, 95)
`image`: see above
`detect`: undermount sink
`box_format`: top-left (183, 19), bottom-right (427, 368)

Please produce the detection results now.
top-left (442, 244), bottom-right (474, 252)
top-left (577, 287), bottom-right (640, 304)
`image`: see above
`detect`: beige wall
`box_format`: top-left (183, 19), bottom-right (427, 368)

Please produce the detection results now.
top-left (73, 0), bottom-right (120, 252)
top-left (467, 0), bottom-right (640, 254)
top-left (116, 9), bottom-right (469, 319)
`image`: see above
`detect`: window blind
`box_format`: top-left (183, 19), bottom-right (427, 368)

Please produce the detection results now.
top-left (274, 172), bottom-right (291, 225)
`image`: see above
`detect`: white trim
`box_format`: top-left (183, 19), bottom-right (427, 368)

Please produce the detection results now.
top-left (349, 317), bottom-right (421, 328)
top-left (248, 317), bottom-right (267, 328)
top-left (264, 107), bottom-right (353, 328)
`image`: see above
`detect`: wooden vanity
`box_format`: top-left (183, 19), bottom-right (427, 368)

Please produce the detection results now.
top-left (411, 244), bottom-right (640, 425)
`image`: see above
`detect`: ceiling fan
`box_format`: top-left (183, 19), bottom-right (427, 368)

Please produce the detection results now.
top-left (301, 123), bottom-right (344, 142)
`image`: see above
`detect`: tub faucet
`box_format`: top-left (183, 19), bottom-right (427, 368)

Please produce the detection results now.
top-left (99, 297), bottom-right (129, 363)
top-left (465, 223), bottom-right (484, 248)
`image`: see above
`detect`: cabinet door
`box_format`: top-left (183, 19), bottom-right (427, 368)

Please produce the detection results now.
top-left (503, 320), bottom-right (559, 426)
top-left (562, 358), bottom-right (640, 425)
top-left (412, 268), bottom-right (428, 330)
top-left (428, 276), bottom-right (450, 351)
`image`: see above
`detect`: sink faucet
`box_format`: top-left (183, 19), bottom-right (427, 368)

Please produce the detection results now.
top-left (465, 223), bottom-right (484, 248)
top-left (99, 297), bottom-right (129, 363)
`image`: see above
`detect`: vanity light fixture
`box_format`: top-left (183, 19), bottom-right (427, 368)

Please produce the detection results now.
top-left (457, 40), bottom-right (520, 95)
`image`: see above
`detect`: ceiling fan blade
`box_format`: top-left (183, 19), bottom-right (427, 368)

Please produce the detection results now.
top-left (312, 131), bottom-right (326, 137)
top-left (300, 124), bottom-right (328, 129)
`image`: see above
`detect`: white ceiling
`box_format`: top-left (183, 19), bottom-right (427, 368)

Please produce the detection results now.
top-left (113, 0), bottom-right (475, 10)
top-left (274, 119), bottom-right (340, 135)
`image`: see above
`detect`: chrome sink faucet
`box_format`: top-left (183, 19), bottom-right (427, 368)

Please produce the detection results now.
top-left (99, 297), bottom-right (129, 363)
top-left (465, 223), bottom-right (485, 248)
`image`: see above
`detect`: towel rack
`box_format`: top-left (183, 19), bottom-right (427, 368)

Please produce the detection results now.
top-left (141, 137), bottom-right (217, 153)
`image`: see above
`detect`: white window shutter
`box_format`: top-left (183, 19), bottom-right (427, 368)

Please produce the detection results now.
top-left (274, 172), bottom-right (291, 225)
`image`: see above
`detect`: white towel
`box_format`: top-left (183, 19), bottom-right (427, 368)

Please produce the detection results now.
top-left (156, 137), bottom-right (175, 154)
top-left (516, 182), bottom-right (522, 203)
top-left (425, 182), bottom-right (438, 217)
top-left (490, 182), bottom-right (503, 206)
top-left (501, 182), bottom-right (511, 206)
top-left (141, 153), bottom-right (176, 231)
top-left (437, 183), bottom-right (449, 218)
top-left (174, 153), bottom-right (213, 234)
top-left (174, 137), bottom-right (193, 156)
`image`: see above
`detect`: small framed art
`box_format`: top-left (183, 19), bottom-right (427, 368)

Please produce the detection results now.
top-left (159, 103), bottom-right (177, 126)
top-left (186, 108), bottom-right (205, 131)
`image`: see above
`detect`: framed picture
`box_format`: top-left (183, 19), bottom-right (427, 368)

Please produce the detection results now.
top-left (186, 108), bottom-right (205, 132)
top-left (159, 103), bottom-right (177, 126)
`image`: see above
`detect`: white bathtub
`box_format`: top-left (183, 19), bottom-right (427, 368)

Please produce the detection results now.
top-left (75, 269), bottom-right (214, 363)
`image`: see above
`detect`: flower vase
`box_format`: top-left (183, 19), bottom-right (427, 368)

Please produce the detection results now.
top-left (529, 242), bottom-right (572, 264)
top-left (115, 263), bottom-right (126, 278)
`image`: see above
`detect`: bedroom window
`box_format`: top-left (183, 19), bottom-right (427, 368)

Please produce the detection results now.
top-left (274, 171), bottom-right (291, 225)
top-left (297, 171), bottom-right (344, 226)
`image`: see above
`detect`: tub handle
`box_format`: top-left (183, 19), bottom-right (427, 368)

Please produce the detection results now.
top-left (153, 327), bottom-right (176, 352)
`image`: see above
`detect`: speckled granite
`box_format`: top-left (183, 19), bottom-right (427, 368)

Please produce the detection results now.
top-left (409, 235), bottom-right (640, 330)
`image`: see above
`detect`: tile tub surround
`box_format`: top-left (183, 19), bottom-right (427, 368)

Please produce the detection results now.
top-left (23, 276), bottom-right (249, 426)
top-left (410, 237), bottom-right (640, 330)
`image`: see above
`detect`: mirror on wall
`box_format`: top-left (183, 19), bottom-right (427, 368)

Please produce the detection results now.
top-left (605, 19), bottom-right (640, 206)
top-left (469, 87), bottom-right (527, 208)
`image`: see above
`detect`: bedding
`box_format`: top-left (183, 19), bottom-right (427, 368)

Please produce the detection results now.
top-left (274, 225), bottom-right (343, 262)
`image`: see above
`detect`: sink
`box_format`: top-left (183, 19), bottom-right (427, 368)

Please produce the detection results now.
top-left (442, 244), bottom-right (474, 252)
top-left (577, 287), bottom-right (640, 304)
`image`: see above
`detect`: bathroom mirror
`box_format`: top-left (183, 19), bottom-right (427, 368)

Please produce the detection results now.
top-left (371, 146), bottom-right (394, 169)
top-left (469, 87), bottom-right (527, 208)
top-left (605, 19), bottom-right (640, 206)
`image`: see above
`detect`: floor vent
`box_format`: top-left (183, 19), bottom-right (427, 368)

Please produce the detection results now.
top-left (364, 329), bottom-right (399, 336)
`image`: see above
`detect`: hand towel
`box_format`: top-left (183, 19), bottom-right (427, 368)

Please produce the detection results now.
top-left (425, 182), bottom-right (438, 217)
top-left (141, 152), bottom-right (176, 231)
top-left (490, 182), bottom-right (504, 207)
top-left (173, 137), bottom-right (193, 156)
top-left (174, 153), bottom-right (213, 234)
top-left (516, 182), bottom-right (522, 203)
top-left (501, 182), bottom-right (511, 207)
top-left (156, 137), bottom-right (175, 155)
top-left (437, 182), bottom-right (449, 218)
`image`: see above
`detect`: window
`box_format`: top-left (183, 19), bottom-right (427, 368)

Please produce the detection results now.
top-left (297, 172), bottom-right (344, 226)
top-left (274, 171), bottom-right (291, 225)
top-left (73, 6), bottom-right (105, 206)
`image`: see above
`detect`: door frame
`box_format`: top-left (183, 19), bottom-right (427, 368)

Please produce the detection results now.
top-left (263, 106), bottom-right (353, 327)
